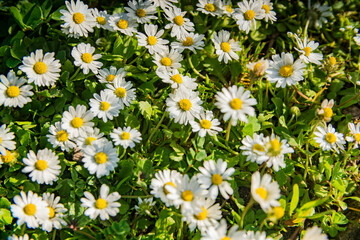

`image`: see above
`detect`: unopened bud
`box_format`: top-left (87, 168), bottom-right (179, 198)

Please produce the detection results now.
top-left (290, 106), bottom-right (301, 117)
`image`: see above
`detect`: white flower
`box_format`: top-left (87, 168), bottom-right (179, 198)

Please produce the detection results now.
top-left (156, 69), bottom-right (197, 90)
top-left (81, 184), bottom-right (121, 220)
top-left (263, 134), bottom-right (294, 172)
top-left (309, 3), bottom-right (332, 29)
top-left (0, 124), bottom-right (16, 156)
top-left (197, 159), bottom-right (234, 199)
top-left (166, 88), bottom-right (203, 125)
top-left (8, 234), bottom-right (31, 240)
top-left (261, 0), bottom-right (276, 23)
top-left (82, 140), bottom-right (119, 178)
top-left (240, 133), bottom-right (268, 164)
top-left (196, 0), bottom-right (223, 17)
top-left (136, 24), bottom-right (169, 55)
top-left (149, 0), bottom-right (177, 10)
top-left (247, 58), bottom-right (269, 77)
top-left (19, 49), bottom-right (61, 87)
top-left (233, 0), bottom-right (265, 34)
top-left (61, 105), bottom-right (94, 138)
top-left (215, 85), bottom-right (257, 126)
top-left (153, 47), bottom-right (183, 73)
top-left (108, 13), bottom-right (138, 36)
top-left (71, 42), bottom-right (103, 74)
top-left (266, 52), bottom-right (306, 88)
top-left (190, 110), bottom-right (223, 137)
top-left (10, 191), bottom-right (49, 229)
top-left (316, 99), bottom-right (334, 122)
top-left (212, 30), bottom-right (241, 64)
top-left (171, 32), bottom-right (205, 53)
top-left (39, 193), bottom-right (67, 232)
top-left (251, 172), bottom-right (280, 212)
top-left (354, 34), bottom-right (360, 46)
top-left (0, 70), bottom-right (33, 108)
top-left (22, 148), bottom-right (61, 185)
top-left (294, 33), bottom-right (323, 65)
top-left (125, 0), bottom-right (158, 24)
top-left (220, 0), bottom-right (235, 17)
top-left (60, 0), bottom-right (96, 38)
top-left (164, 6), bottom-right (195, 39)
top-left (96, 66), bottom-right (127, 84)
top-left (242, 230), bottom-right (274, 240)
top-left (314, 124), bottom-right (346, 153)
top-left (110, 126), bottom-right (142, 149)
top-left (46, 122), bottom-right (76, 152)
top-left (302, 226), bottom-right (328, 240)
top-left (75, 127), bottom-right (105, 150)
top-left (346, 122), bottom-right (360, 149)
top-left (105, 78), bottom-right (136, 109)
top-left (89, 90), bottom-right (121, 123)
top-left (134, 197), bottom-right (156, 215)
top-left (92, 8), bottom-right (112, 31)
top-left (201, 219), bottom-right (245, 240)
top-left (0, 150), bottom-right (15, 166)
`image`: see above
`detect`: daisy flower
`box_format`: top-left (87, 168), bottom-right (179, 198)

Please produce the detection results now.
top-left (308, 3), bottom-right (332, 29)
top-left (110, 126), bottom-right (142, 149)
top-left (1, 150), bottom-right (16, 166)
top-left (233, 0), bottom-right (265, 34)
top-left (189, 110), bottom-right (223, 137)
top-left (136, 24), bottom-right (169, 55)
top-left (71, 42), bottom-right (103, 74)
top-left (201, 219), bottom-right (246, 240)
top-left (89, 90), bottom-right (121, 123)
top-left (247, 58), bottom-right (269, 77)
top-left (75, 127), bottom-right (105, 150)
top-left (150, 0), bottom-right (177, 10)
top-left (164, 6), bottom-right (195, 39)
top-left (346, 122), bottom-right (360, 149)
top-left (81, 184), bottom-right (121, 220)
top-left (153, 47), bottom-right (183, 73)
top-left (0, 70), bottom-right (33, 108)
top-left (92, 8), bottom-right (112, 30)
top-left (261, 0), bottom-right (277, 23)
top-left (240, 133), bottom-right (268, 165)
top-left (263, 134), bottom-right (294, 172)
top-left (171, 32), bottom-right (205, 53)
top-left (197, 159), bottom-right (234, 199)
top-left (214, 85), bottom-right (257, 126)
top-left (166, 88), bottom-right (203, 125)
top-left (150, 169), bottom-right (182, 207)
top-left (22, 148), bottom-right (61, 185)
top-left (156, 69), bottom-right (197, 90)
top-left (109, 13), bottom-right (138, 36)
top-left (314, 124), bottom-right (346, 153)
top-left (96, 66), bottom-right (127, 84)
top-left (19, 49), bottom-right (61, 87)
top-left (39, 193), bottom-right (67, 232)
top-left (134, 197), bottom-right (156, 215)
top-left (196, 0), bottom-right (223, 17)
top-left (266, 52), bottom-right (306, 88)
top-left (267, 206), bottom-right (285, 223)
top-left (61, 105), bottom-right (94, 138)
top-left (354, 34), bottom-right (360, 46)
top-left (60, 0), bottom-right (96, 38)
top-left (10, 191), bottom-right (49, 229)
top-left (105, 78), bottom-right (136, 109)
top-left (212, 30), bottom-right (241, 64)
top-left (294, 33), bottom-right (323, 65)
top-left (220, 0), bottom-right (235, 17)
top-left (302, 226), bottom-right (328, 240)
top-left (317, 99), bottom-right (334, 122)
top-left (46, 122), bottom-right (76, 152)
top-left (251, 171), bottom-right (281, 212)
top-left (125, 0), bottom-right (158, 24)
top-left (0, 124), bottom-right (16, 156)
top-left (8, 234), bottom-right (31, 240)
top-left (242, 230), bottom-right (273, 240)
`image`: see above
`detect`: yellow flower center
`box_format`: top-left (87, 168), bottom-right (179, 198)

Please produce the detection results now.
top-left (24, 203), bottom-right (36, 216)
top-left (56, 130), bottom-right (69, 142)
top-left (354, 133), bottom-right (360, 142)
top-left (95, 152), bottom-right (107, 164)
top-left (205, 3), bottom-right (216, 12)
top-left (117, 19), bottom-right (128, 29)
top-left (262, 4), bottom-right (270, 14)
top-left (268, 138), bottom-right (281, 156)
top-left (230, 98), bottom-right (242, 110)
top-left (1, 150), bottom-right (13, 164)
top-left (325, 133), bottom-right (336, 144)
top-left (161, 57), bottom-right (172, 66)
top-left (95, 198), bottom-right (107, 209)
top-left (35, 160), bottom-right (48, 171)
top-left (96, 16), bottom-right (106, 25)
top-left (254, 62), bottom-right (262, 72)
top-left (0, 137), bottom-right (1, 143)
top-left (106, 74), bottom-right (115, 82)
top-left (48, 207), bottom-right (55, 218)
top-left (182, 37), bottom-right (194, 46)
top-left (252, 143), bottom-right (265, 152)
top-left (171, 74), bottom-right (183, 84)
top-left (279, 65), bottom-right (293, 77)
top-left (244, 10), bottom-right (255, 20)
top-left (81, 53), bottom-right (93, 63)
top-left (33, 62), bottom-right (47, 74)
top-left (329, 56), bottom-right (336, 66)
top-left (179, 99), bottom-right (192, 111)
top-left (136, 8), bottom-right (146, 17)
top-left (115, 87), bottom-right (126, 98)
top-left (221, 237), bottom-right (232, 240)
top-left (147, 36), bottom-right (157, 45)
top-left (6, 86), bottom-right (20, 98)
top-left (71, 117), bottom-right (83, 128)
top-left (86, 137), bottom-right (96, 145)
top-left (100, 101), bottom-right (110, 111)
top-left (303, 47), bottom-right (311, 57)
top-left (220, 42), bottom-right (231, 53)
top-left (273, 206), bottom-right (285, 219)
top-left (73, 12), bottom-right (85, 24)
top-left (200, 119), bottom-right (212, 129)
top-left (256, 187), bottom-right (267, 200)
top-left (226, 5), bottom-right (233, 13)
top-left (181, 190), bottom-right (193, 201)
top-left (121, 132), bottom-right (130, 140)
top-left (323, 107), bottom-right (333, 119)
top-left (163, 181), bottom-right (176, 195)
top-left (211, 173), bottom-right (223, 185)
top-left (174, 15), bottom-right (184, 26)
top-left (195, 207), bottom-right (208, 220)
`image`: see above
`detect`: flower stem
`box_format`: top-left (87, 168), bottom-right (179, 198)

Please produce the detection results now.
top-left (52, 229), bottom-right (57, 240)
top-left (212, 135), bottom-right (239, 155)
top-left (240, 197), bottom-right (255, 229)
top-left (147, 111), bottom-right (167, 144)
top-left (187, 51), bottom-right (206, 80)
top-left (335, 93), bottom-right (360, 108)
top-left (69, 68), bottom-right (80, 81)
top-left (293, 85), bottom-right (312, 101)
top-left (20, 224), bottom-right (26, 235)
top-left (225, 118), bottom-right (232, 144)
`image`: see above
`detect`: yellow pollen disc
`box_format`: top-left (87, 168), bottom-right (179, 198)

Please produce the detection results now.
top-left (303, 47), bottom-right (311, 57)
top-left (117, 19), bottom-right (128, 29)
top-left (95, 152), bottom-right (107, 164)
top-left (262, 4), bottom-right (270, 14)
top-left (220, 42), bottom-right (231, 53)
top-left (71, 117), bottom-right (83, 128)
top-left (244, 10), bottom-right (255, 20)
top-left (226, 5), bottom-right (233, 13)
top-left (256, 187), bottom-right (267, 200)
top-left (56, 130), bottom-right (69, 142)
top-left (1, 150), bottom-right (13, 164)
top-left (179, 99), bottom-right (192, 111)
top-left (254, 62), bottom-right (262, 72)
top-left (161, 57), bottom-right (172, 66)
top-left (0, 137), bottom-right (1, 143)
top-left (121, 132), bottom-right (130, 140)
top-left (200, 119), bottom-right (212, 129)
top-left (73, 12), bottom-right (85, 24)
top-left (211, 173), bottom-right (223, 185)
top-left (354, 133), bottom-right (360, 142)
top-left (86, 137), bottom-right (96, 145)
top-left (269, 138), bottom-right (281, 156)
top-left (181, 190), bottom-right (193, 201)
top-left (325, 133), bottom-right (336, 144)
top-left (147, 36), bottom-right (157, 45)
top-left (6, 86), bottom-right (20, 98)
top-left (35, 160), bottom-right (48, 171)
top-left (106, 74), bottom-right (115, 82)
top-left (230, 98), bottom-right (242, 110)
top-left (163, 181), bottom-right (176, 195)
top-left (252, 143), bottom-right (265, 152)
top-left (171, 74), bottom-right (183, 84)
top-left (329, 57), bottom-right (336, 66)
top-left (96, 16), bottom-right (106, 25)
top-left (183, 37), bottom-right (194, 46)
top-left (95, 198), bottom-right (107, 209)
top-left (24, 203), bottom-right (36, 216)
top-left (279, 65), bottom-right (293, 77)
top-left (174, 15), bottom-right (184, 26)
top-left (81, 53), bottom-right (93, 63)
top-left (100, 101), bottom-right (110, 111)
top-left (195, 207), bottom-right (208, 220)
top-left (221, 237), bottom-right (232, 240)
top-left (115, 87), bottom-right (126, 98)
top-left (33, 62), bottom-right (47, 74)
top-left (323, 107), bottom-right (333, 119)
top-left (273, 206), bottom-right (285, 219)
top-left (136, 8), bottom-right (146, 17)
top-left (205, 3), bottom-right (216, 12)
top-left (48, 207), bottom-right (55, 218)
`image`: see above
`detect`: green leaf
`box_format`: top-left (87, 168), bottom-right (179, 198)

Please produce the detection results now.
top-left (138, 101), bottom-right (153, 120)
top-left (289, 184), bottom-right (299, 216)
top-left (0, 198), bottom-right (11, 209)
top-left (0, 209), bottom-right (12, 225)
top-left (10, 6), bottom-right (30, 30)
top-left (300, 197), bottom-right (329, 210)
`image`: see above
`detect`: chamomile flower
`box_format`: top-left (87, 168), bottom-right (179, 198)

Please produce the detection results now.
top-left (71, 42), bottom-right (103, 75)
top-left (81, 184), bottom-right (121, 220)
top-left (0, 70), bottom-right (33, 108)
top-left (10, 191), bottom-right (49, 229)
top-left (247, 58), bottom-right (269, 77)
top-left (164, 6), bottom-right (195, 39)
top-left (240, 133), bottom-right (268, 164)
top-left (0, 124), bottom-right (16, 156)
top-left (196, 0), bottom-right (222, 17)
top-left (109, 13), bottom-right (138, 36)
top-left (39, 193), bottom-right (67, 232)
top-left (125, 0), bottom-right (157, 24)
top-left (166, 88), bottom-right (203, 125)
top-left (60, 0), bottom-right (96, 38)
top-left (75, 127), bottom-right (106, 150)
top-left (136, 24), bottom-right (169, 54)
top-left (19, 49), bottom-right (61, 87)
top-left (46, 122), bottom-right (76, 152)
top-left (150, 0), bottom-right (177, 10)
top-left (263, 134), bottom-right (294, 171)
top-left (91, 8), bottom-right (112, 31)
top-left (171, 32), bottom-right (205, 53)
top-left (233, 0), bottom-right (265, 34)
top-left (105, 78), bottom-right (136, 109)
top-left (61, 105), bottom-right (94, 138)
top-left (251, 171), bottom-right (281, 212)
top-left (243, 230), bottom-right (273, 240)
top-left (89, 90), bottom-right (121, 123)
top-left (212, 30), bottom-right (241, 64)
top-left (261, 0), bottom-right (276, 23)
top-left (294, 33), bottom-right (323, 65)
top-left (110, 126), bottom-right (142, 149)
top-left (197, 159), bottom-right (234, 199)
top-left (156, 69), bottom-right (197, 90)
top-left (302, 226), bottom-right (328, 240)
top-left (314, 124), bottom-right (345, 153)
top-left (201, 219), bottom-right (245, 240)
top-left (153, 47), bottom-right (183, 73)
top-left (134, 197), bottom-right (156, 215)
top-left (354, 34), bottom-right (360, 46)
top-left (189, 110), bottom-right (223, 137)
top-left (266, 52), bottom-right (306, 88)
top-left (220, 0), bottom-right (235, 17)
top-left (8, 234), bottom-right (31, 240)
top-left (1, 150), bottom-right (16, 166)
top-left (214, 85), bottom-right (257, 126)
top-left (317, 99), bottom-right (334, 122)
top-left (308, 3), bottom-right (332, 29)
top-left (346, 122), bottom-right (360, 148)
top-left (97, 66), bottom-right (127, 84)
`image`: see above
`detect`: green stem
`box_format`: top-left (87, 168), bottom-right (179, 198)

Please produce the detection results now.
top-left (212, 135), bottom-right (239, 155)
top-left (147, 111), bottom-right (167, 144)
top-left (225, 118), bottom-right (232, 144)
top-left (128, 48), bottom-right (147, 65)
top-left (69, 68), bottom-right (81, 81)
top-left (74, 230), bottom-right (96, 240)
top-left (335, 93), bottom-right (360, 108)
top-left (240, 198), bottom-right (255, 229)
top-left (304, 19), bottom-right (310, 38)
top-left (52, 229), bottom-right (57, 240)
top-left (21, 224), bottom-right (26, 235)
top-left (187, 51), bottom-right (206, 80)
